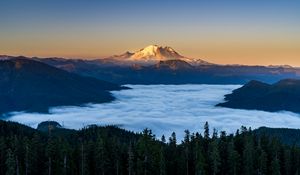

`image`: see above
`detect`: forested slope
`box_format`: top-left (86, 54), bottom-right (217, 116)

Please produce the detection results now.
top-left (0, 120), bottom-right (299, 175)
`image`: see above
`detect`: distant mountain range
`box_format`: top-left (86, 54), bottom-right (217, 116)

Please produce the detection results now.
top-left (0, 58), bottom-right (126, 115)
top-left (217, 79), bottom-right (300, 113)
top-left (2, 45), bottom-right (300, 85)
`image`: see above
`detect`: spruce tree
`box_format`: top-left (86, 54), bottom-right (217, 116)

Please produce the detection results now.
top-left (159, 146), bottom-right (166, 175)
top-left (243, 136), bottom-right (254, 175)
top-left (183, 130), bottom-right (190, 175)
top-left (258, 149), bottom-right (267, 175)
top-left (161, 135), bottom-right (166, 144)
top-left (167, 132), bottom-right (177, 175)
top-left (271, 157), bottom-right (281, 175)
top-left (5, 148), bottom-right (16, 175)
top-left (0, 137), bottom-right (7, 175)
top-left (204, 122), bottom-right (209, 140)
top-left (283, 150), bottom-right (291, 175)
top-left (195, 139), bottom-right (205, 175)
top-left (95, 137), bottom-right (106, 175)
top-left (209, 140), bottom-right (220, 175)
top-left (228, 141), bottom-right (240, 175)
top-left (128, 143), bottom-right (135, 175)
top-left (169, 132), bottom-right (177, 146)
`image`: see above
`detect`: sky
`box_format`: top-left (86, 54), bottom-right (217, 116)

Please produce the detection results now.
top-left (0, 0), bottom-right (300, 66)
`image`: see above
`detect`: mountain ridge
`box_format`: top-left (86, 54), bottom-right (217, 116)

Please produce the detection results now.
top-left (3, 53), bottom-right (300, 85)
top-left (0, 58), bottom-right (126, 115)
top-left (217, 79), bottom-right (300, 113)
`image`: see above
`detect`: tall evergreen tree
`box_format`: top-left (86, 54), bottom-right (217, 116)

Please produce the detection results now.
top-left (183, 130), bottom-right (190, 175)
top-left (283, 149), bottom-right (291, 175)
top-left (271, 157), bottom-right (281, 175)
top-left (209, 140), bottom-right (220, 175)
top-left (137, 128), bottom-right (156, 175)
top-left (167, 132), bottom-right (177, 175)
top-left (169, 132), bottom-right (177, 146)
top-left (258, 150), bottom-right (267, 175)
top-left (159, 146), bottom-right (166, 175)
top-left (256, 144), bottom-right (267, 175)
top-left (194, 137), bottom-right (205, 175)
top-left (228, 141), bottom-right (240, 175)
top-left (218, 131), bottom-right (228, 174)
top-left (161, 135), bottom-right (166, 144)
top-left (243, 136), bottom-right (254, 175)
top-left (46, 138), bottom-right (56, 175)
top-left (0, 137), bottom-right (7, 175)
top-left (128, 142), bottom-right (135, 175)
top-left (31, 133), bottom-right (44, 175)
top-left (1, 120), bottom-right (300, 175)
top-left (5, 148), bottom-right (16, 175)
top-left (95, 136), bottom-right (106, 175)
top-left (204, 122), bottom-right (209, 140)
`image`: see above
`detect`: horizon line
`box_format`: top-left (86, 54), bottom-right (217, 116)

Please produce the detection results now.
top-left (1, 53), bottom-right (298, 68)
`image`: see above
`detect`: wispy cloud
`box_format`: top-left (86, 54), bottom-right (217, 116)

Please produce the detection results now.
top-left (7, 84), bottom-right (300, 140)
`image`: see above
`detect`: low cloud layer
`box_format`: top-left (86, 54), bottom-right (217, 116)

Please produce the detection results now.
top-left (7, 84), bottom-right (300, 140)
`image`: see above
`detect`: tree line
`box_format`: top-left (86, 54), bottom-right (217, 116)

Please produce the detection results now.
top-left (0, 120), bottom-right (300, 175)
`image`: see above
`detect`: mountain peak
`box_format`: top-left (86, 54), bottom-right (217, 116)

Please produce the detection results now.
top-left (143, 44), bottom-right (159, 50)
top-left (108, 45), bottom-right (212, 66)
top-left (130, 45), bottom-right (183, 61)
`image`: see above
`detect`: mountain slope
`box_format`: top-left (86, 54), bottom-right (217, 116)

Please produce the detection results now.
top-left (217, 79), bottom-right (300, 113)
top-left (0, 57), bottom-right (126, 115)
top-left (254, 126), bottom-right (300, 146)
top-left (153, 60), bottom-right (193, 70)
top-left (1, 120), bottom-right (300, 174)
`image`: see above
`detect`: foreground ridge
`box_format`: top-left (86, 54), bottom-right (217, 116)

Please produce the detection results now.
top-left (0, 120), bottom-right (299, 175)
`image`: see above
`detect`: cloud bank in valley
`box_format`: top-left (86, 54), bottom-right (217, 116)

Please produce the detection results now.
top-left (7, 85), bottom-right (300, 140)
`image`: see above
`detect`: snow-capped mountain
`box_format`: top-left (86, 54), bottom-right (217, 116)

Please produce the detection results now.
top-left (130, 45), bottom-right (183, 61)
top-left (107, 45), bottom-right (212, 66)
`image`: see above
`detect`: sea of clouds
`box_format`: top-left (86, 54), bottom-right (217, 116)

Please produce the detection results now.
top-left (7, 84), bottom-right (300, 140)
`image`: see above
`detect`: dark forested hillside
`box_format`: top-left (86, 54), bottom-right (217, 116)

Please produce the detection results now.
top-left (0, 58), bottom-right (127, 115)
top-left (254, 127), bottom-right (300, 146)
top-left (217, 79), bottom-right (300, 113)
top-left (0, 120), bottom-right (300, 175)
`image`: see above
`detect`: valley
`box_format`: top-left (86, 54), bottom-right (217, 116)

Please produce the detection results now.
top-left (6, 84), bottom-right (300, 141)
top-left (2, 1), bottom-right (300, 174)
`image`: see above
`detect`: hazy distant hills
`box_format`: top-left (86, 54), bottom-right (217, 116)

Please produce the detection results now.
top-left (38, 60), bottom-right (300, 85)
top-left (217, 79), bottom-right (300, 113)
top-left (3, 45), bottom-right (300, 85)
top-left (0, 57), bottom-right (125, 115)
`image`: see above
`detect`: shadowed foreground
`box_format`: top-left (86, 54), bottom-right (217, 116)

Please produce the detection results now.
top-left (0, 120), bottom-right (300, 175)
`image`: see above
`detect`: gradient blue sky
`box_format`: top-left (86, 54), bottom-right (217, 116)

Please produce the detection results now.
top-left (0, 0), bottom-right (300, 65)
